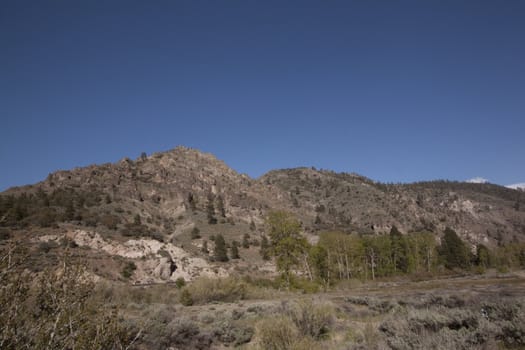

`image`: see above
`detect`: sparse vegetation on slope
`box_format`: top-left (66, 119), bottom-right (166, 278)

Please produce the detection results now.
top-left (2, 147), bottom-right (525, 348)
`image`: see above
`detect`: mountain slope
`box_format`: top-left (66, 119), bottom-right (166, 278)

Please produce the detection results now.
top-left (262, 168), bottom-right (525, 245)
top-left (1, 146), bottom-right (525, 283)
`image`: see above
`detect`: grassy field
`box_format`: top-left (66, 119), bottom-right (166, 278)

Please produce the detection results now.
top-left (2, 237), bottom-right (525, 349)
top-left (108, 271), bottom-right (525, 349)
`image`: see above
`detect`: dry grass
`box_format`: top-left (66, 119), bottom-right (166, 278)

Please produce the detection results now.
top-left (181, 276), bottom-right (248, 304)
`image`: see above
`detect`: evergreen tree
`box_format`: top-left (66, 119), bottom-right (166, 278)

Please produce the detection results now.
top-left (475, 244), bottom-right (492, 269)
top-left (201, 240), bottom-right (209, 254)
top-left (216, 195), bottom-right (226, 217)
top-left (242, 233), bottom-right (250, 248)
top-left (439, 227), bottom-right (469, 269)
top-left (249, 220), bottom-right (256, 231)
top-left (260, 235), bottom-right (270, 260)
top-left (214, 234), bottom-right (228, 262)
top-left (64, 200), bottom-right (75, 221)
top-left (230, 240), bottom-right (240, 259)
top-left (206, 195), bottom-right (217, 224)
top-left (187, 193), bottom-right (197, 211)
top-left (191, 227), bottom-right (201, 239)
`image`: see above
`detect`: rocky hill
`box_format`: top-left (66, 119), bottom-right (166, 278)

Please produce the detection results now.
top-left (1, 146), bottom-right (524, 283)
top-left (262, 168), bottom-right (525, 245)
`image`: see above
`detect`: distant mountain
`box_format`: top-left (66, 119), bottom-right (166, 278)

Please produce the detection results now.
top-left (1, 146), bottom-right (524, 282)
top-left (507, 183), bottom-right (525, 190)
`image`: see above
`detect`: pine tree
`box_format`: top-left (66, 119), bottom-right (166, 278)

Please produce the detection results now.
top-left (206, 195), bottom-right (217, 224)
top-left (260, 235), bottom-right (270, 260)
top-left (214, 234), bottom-right (228, 262)
top-left (201, 240), bottom-right (209, 254)
top-left (230, 240), bottom-right (240, 259)
top-left (439, 227), bottom-right (469, 269)
top-left (187, 193), bottom-right (197, 211)
top-left (65, 200), bottom-right (75, 221)
top-left (242, 233), bottom-right (250, 248)
top-left (216, 195), bottom-right (226, 217)
top-left (475, 244), bottom-right (491, 269)
top-left (191, 227), bottom-right (201, 239)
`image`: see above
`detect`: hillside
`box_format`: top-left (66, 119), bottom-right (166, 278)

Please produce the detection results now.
top-left (1, 146), bottom-right (524, 284)
top-left (261, 168), bottom-right (525, 245)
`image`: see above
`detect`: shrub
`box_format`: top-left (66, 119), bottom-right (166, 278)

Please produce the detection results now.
top-left (345, 296), bottom-right (395, 314)
top-left (286, 299), bottom-right (334, 340)
top-left (191, 227), bottom-right (201, 239)
top-left (183, 277), bottom-right (246, 304)
top-left (201, 240), bottom-right (209, 254)
top-left (212, 319), bottom-right (254, 345)
top-left (378, 301), bottom-right (525, 350)
top-left (179, 289), bottom-right (193, 306)
top-left (242, 233), bottom-right (251, 248)
top-left (175, 277), bottom-right (186, 289)
top-left (31, 207), bottom-right (58, 227)
top-left (288, 276), bottom-right (321, 293)
top-left (100, 214), bottom-right (120, 230)
top-left (0, 247), bottom-right (130, 349)
top-left (60, 236), bottom-right (78, 248)
top-left (138, 312), bottom-right (212, 350)
top-left (0, 228), bottom-right (11, 240)
top-left (230, 240), bottom-right (240, 259)
top-left (213, 234), bottom-right (229, 262)
top-left (256, 316), bottom-right (299, 350)
top-left (121, 261), bottom-right (137, 279)
top-left (166, 318), bottom-right (210, 348)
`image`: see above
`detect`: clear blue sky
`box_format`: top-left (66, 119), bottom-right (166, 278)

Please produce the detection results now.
top-left (1, 0), bottom-right (524, 191)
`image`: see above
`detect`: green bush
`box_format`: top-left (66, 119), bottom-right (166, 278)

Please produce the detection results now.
top-left (182, 277), bottom-right (246, 304)
top-left (255, 316), bottom-right (299, 350)
top-left (179, 289), bottom-right (193, 306)
top-left (175, 277), bottom-right (186, 289)
top-left (212, 319), bottom-right (254, 346)
top-left (379, 300), bottom-right (525, 349)
top-left (121, 261), bottom-right (137, 279)
top-left (286, 299), bottom-right (334, 340)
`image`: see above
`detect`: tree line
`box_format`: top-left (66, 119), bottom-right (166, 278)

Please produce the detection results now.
top-left (264, 211), bottom-right (525, 288)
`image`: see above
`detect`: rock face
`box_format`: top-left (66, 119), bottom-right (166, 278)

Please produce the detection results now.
top-left (37, 230), bottom-right (228, 283)
top-left (153, 257), bottom-right (176, 280)
top-left (4, 145), bottom-right (525, 280)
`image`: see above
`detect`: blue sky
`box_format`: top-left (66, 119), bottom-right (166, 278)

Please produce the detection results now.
top-left (1, 0), bottom-right (524, 191)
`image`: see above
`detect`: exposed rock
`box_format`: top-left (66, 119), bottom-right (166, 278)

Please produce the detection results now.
top-left (5, 145), bottom-right (525, 283)
top-left (37, 229), bottom-right (228, 283)
top-left (153, 257), bottom-right (176, 280)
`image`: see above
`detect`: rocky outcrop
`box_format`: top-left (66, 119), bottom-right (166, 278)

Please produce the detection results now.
top-left (153, 257), bottom-right (176, 280)
top-left (37, 230), bottom-right (228, 283)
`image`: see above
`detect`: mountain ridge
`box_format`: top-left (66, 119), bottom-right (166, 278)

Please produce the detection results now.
top-left (2, 146), bottom-right (524, 247)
